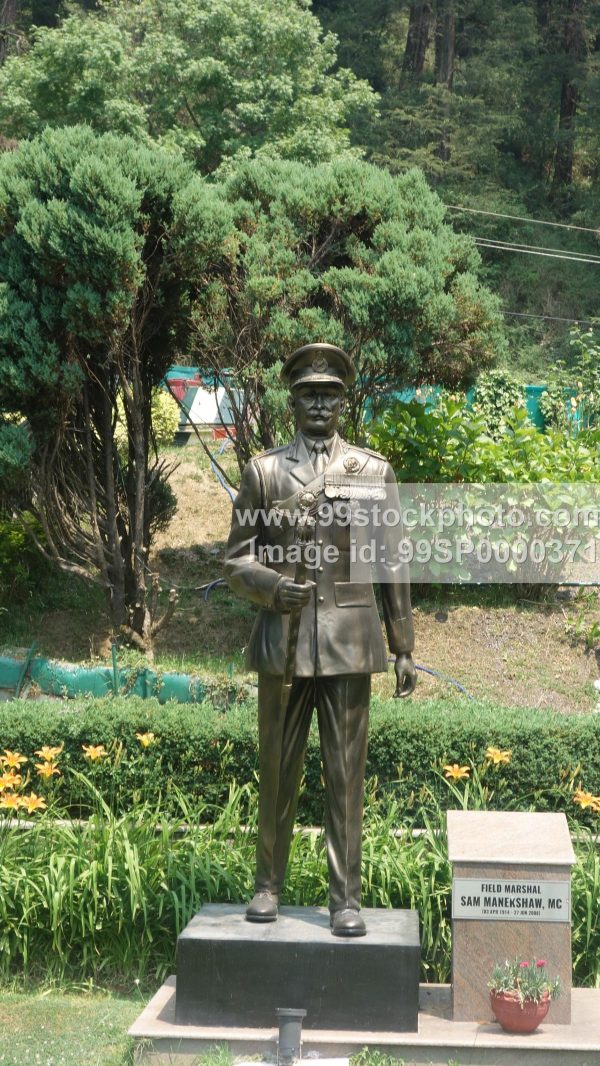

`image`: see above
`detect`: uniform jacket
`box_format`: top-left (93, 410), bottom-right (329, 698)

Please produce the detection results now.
top-left (224, 432), bottom-right (414, 677)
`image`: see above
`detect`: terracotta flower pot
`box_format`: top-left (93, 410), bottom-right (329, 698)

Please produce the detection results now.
top-left (490, 990), bottom-right (551, 1033)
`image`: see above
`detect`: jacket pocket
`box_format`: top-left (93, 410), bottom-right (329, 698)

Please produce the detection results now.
top-left (334, 582), bottom-right (373, 607)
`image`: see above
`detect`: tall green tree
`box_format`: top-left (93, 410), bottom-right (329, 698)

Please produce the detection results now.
top-left (0, 126), bottom-right (233, 653)
top-left (0, 0), bottom-right (376, 172)
top-left (548, 0), bottom-right (589, 205)
top-left (189, 157), bottom-right (506, 467)
top-left (402, 4), bottom-right (433, 81)
top-left (318, 0), bottom-right (600, 372)
top-left (0, 0), bottom-right (19, 62)
top-left (313, 0), bottom-right (394, 92)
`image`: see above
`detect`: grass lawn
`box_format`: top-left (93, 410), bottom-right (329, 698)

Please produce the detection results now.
top-left (0, 988), bottom-right (479, 1066)
top-left (0, 989), bottom-right (141, 1066)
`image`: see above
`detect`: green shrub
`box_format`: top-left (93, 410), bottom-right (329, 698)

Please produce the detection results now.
top-left (540, 327), bottom-right (600, 433)
top-left (0, 513), bottom-right (48, 604)
top-left (364, 699), bottom-right (600, 826)
top-left (368, 394), bottom-right (600, 483)
top-left (471, 368), bottom-right (526, 440)
top-left (0, 696), bottom-right (598, 827)
top-left (115, 387), bottom-right (180, 459)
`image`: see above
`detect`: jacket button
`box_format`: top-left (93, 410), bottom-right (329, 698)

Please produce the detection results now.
top-left (317, 538), bottom-right (323, 545)
top-left (318, 566), bottom-right (324, 572)
top-left (318, 595), bottom-right (324, 603)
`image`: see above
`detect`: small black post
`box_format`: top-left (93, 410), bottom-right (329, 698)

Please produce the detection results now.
top-left (276, 1007), bottom-right (307, 1065)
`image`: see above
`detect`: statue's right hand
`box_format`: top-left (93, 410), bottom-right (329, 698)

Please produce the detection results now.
top-left (275, 577), bottom-right (316, 610)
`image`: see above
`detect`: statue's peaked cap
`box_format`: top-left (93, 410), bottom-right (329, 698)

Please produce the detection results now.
top-left (281, 343), bottom-right (356, 390)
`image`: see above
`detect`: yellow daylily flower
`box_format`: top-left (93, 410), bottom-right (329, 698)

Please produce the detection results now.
top-left (21, 792), bottom-right (47, 814)
top-left (82, 744), bottom-right (107, 762)
top-left (0, 771), bottom-right (22, 791)
top-left (35, 762), bottom-right (60, 779)
top-left (485, 746), bottom-right (512, 765)
top-left (2, 750), bottom-right (28, 769)
top-left (0, 793), bottom-right (24, 810)
top-left (34, 744), bottom-right (64, 763)
top-left (443, 763), bottom-right (471, 780)
top-left (136, 731), bottom-right (156, 749)
top-left (573, 789), bottom-right (600, 812)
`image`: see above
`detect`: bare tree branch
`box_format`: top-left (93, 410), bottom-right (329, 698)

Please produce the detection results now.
top-left (151, 586), bottom-right (178, 636)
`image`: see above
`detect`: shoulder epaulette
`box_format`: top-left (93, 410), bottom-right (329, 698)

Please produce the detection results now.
top-left (360, 445), bottom-right (387, 461)
top-left (251, 443), bottom-right (289, 461)
top-left (338, 437), bottom-right (386, 462)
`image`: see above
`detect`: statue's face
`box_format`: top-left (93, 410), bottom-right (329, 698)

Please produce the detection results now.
top-left (292, 383), bottom-right (345, 438)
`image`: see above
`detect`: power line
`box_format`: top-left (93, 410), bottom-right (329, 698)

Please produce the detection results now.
top-left (445, 204), bottom-right (600, 326)
top-left (503, 311), bottom-right (598, 325)
top-left (474, 239), bottom-right (600, 266)
top-left (475, 235), bottom-right (600, 263)
top-left (447, 204), bottom-right (600, 235)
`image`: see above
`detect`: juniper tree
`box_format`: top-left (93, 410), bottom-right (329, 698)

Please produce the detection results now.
top-left (190, 157), bottom-right (506, 467)
top-left (0, 126), bottom-right (233, 653)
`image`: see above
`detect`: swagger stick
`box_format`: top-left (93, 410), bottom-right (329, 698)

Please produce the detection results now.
top-left (280, 508), bottom-right (315, 715)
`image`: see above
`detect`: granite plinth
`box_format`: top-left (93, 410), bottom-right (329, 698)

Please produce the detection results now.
top-left (129, 979), bottom-right (600, 1066)
top-left (175, 904), bottom-right (420, 1031)
top-left (447, 812), bottom-right (575, 1025)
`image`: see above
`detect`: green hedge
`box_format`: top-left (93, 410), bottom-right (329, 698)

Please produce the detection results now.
top-left (1, 695), bottom-right (598, 824)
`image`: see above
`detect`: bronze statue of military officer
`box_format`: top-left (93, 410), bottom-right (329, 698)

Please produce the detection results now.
top-left (224, 343), bottom-right (416, 936)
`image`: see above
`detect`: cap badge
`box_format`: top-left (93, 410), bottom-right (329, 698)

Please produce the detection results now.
top-left (344, 456), bottom-right (361, 473)
top-left (311, 356), bottom-right (329, 373)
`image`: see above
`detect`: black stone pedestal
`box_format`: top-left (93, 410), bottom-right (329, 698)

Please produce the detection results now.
top-left (175, 904), bottom-right (420, 1032)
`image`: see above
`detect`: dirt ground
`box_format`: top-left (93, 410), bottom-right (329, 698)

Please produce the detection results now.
top-left (400, 600), bottom-right (598, 711)
top-left (5, 443), bottom-right (598, 712)
top-left (153, 452), bottom-right (235, 553)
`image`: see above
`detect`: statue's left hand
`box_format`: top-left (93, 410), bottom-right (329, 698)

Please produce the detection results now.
top-left (393, 653), bottom-right (417, 698)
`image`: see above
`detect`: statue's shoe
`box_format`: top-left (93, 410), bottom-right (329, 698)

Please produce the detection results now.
top-left (245, 890), bottom-right (279, 922)
top-left (330, 907), bottom-right (366, 937)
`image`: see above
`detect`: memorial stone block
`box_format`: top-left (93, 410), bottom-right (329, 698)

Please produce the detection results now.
top-left (175, 903), bottom-right (420, 1031)
top-left (447, 810), bottom-right (575, 1024)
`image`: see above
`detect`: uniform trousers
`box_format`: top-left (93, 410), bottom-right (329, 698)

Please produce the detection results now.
top-left (255, 672), bottom-right (371, 913)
